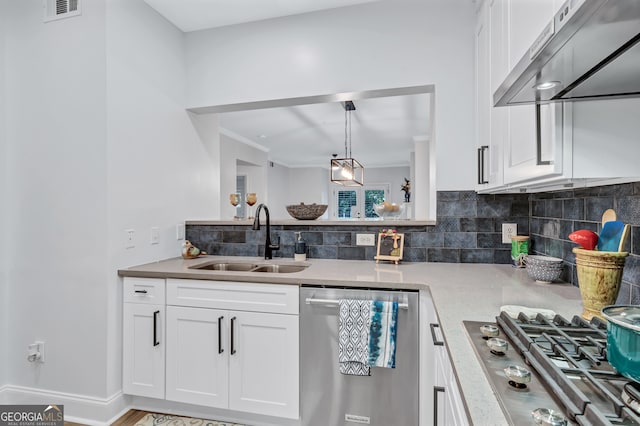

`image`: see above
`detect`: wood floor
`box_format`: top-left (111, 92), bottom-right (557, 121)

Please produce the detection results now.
top-left (65, 409), bottom-right (150, 426)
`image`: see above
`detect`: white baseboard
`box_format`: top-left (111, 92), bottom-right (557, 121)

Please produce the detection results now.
top-left (0, 385), bottom-right (129, 426)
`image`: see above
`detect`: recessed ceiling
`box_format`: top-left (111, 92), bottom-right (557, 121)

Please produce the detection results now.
top-left (144, 0), bottom-right (382, 32)
top-left (218, 94), bottom-right (431, 168)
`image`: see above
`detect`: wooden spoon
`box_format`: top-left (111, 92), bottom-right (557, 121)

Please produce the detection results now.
top-left (618, 224), bottom-right (630, 252)
top-left (602, 209), bottom-right (617, 226)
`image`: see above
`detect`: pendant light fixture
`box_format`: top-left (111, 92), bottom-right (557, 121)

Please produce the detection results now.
top-left (330, 100), bottom-right (364, 186)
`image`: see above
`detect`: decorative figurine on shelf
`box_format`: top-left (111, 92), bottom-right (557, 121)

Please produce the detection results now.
top-left (182, 240), bottom-right (207, 259)
top-left (374, 229), bottom-right (405, 264)
top-left (401, 178), bottom-right (411, 203)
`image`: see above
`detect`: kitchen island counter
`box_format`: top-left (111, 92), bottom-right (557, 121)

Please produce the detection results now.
top-left (119, 256), bottom-right (583, 425)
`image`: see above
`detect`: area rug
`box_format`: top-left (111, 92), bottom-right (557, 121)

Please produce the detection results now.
top-left (134, 413), bottom-right (246, 426)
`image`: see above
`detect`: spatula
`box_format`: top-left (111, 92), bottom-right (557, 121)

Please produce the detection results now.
top-left (597, 220), bottom-right (625, 252)
top-left (601, 209), bottom-right (617, 226)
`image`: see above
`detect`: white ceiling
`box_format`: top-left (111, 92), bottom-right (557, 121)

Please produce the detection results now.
top-left (218, 94), bottom-right (431, 168)
top-left (144, 0), bottom-right (382, 32)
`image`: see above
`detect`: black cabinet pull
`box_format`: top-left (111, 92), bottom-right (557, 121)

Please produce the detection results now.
top-left (230, 316), bottom-right (237, 355)
top-left (430, 323), bottom-right (444, 346)
top-left (477, 145), bottom-right (489, 184)
top-left (218, 316), bottom-right (224, 354)
top-left (434, 386), bottom-right (445, 425)
top-left (134, 289), bottom-right (148, 294)
top-left (153, 310), bottom-right (160, 347)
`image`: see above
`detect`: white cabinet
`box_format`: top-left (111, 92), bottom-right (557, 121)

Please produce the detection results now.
top-left (419, 291), bottom-right (468, 426)
top-left (122, 277), bottom-right (165, 399)
top-left (475, 0), bottom-right (504, 189)
top-left (165, 279), bottom-right (299, 420)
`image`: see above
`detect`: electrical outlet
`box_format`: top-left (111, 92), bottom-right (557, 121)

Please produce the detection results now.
top-left (356, 233), bottom-right (376, 246)
top-left (27, 341), bottom-right (45, 363)
top-left (502, 223), bottom-right (517, 244)
top-left (151, 227), bottom-right (160, 245)
top-left (125, 229), bottom-right (135, 249)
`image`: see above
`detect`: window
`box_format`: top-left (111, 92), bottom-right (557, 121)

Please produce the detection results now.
top-left (333, 184), bottom-right (389, 219)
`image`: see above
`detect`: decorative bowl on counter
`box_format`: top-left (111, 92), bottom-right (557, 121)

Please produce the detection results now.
top-left (286, 203), bottom-right (328, 220)
top-left (373, 202), bottom-right (405, 220)
top-left (524, 255), bottom-right (563, 283)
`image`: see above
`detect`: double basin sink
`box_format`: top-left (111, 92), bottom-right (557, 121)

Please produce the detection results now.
top-left (190, 261), bottom-right (308, 274)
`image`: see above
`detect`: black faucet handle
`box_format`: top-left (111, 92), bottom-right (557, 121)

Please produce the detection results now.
top-left (269, 235), bottom-right (280, 250)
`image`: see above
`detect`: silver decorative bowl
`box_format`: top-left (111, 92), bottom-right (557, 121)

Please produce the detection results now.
top-left (286, 203), bottom-right (328, 220)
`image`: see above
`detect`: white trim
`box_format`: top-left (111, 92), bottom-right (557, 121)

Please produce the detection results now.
top-left (0, 385), bottom-right (128, 426)
top-left (220, 127), bottom-right (270, 153)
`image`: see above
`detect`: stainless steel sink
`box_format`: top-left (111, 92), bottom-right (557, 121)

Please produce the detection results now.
top-left (190, 261), bottom-right (307, 273)
top-left (192, 262), bottom-right (258, 271)
top-left (250, 264), bottom-right (308, 273)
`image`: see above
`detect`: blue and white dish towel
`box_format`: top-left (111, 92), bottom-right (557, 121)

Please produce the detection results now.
top-left (338, 299), bottom-right (398, 376)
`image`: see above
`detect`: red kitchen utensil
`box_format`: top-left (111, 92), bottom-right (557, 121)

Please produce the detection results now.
top-left (569, 230), bottom-right (598, 250)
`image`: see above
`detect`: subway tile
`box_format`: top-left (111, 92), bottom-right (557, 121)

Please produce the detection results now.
top-left (444, 232), bottom-right (477, 249)
top-left (549, 190), bottom-right (575, 199)
top-left (562, 199), bottom-right (585, 220)
top-left (337, 246), bottom-right (366, 260)
top-left (403, 247), bottom-right (427, 262)
top-left (477, 198), bottom-right (511, 217)
top-left (437, 191), bottom-right (461, 201)
top-left (559, 220), bottom-right (573, 242)
top-left (437, 200), bottom-right (477, 217)
top-left (510, 200), bottom-right (530, 217)
top-left (434, 217), bottom-right (461, 233)
top-left (631, 284), bottom-right (640, 305)
top-left (573, 221), bottom-right (599, 233)
top-left (529, 218), bottom-right (543, 236)
top-left (222, 230), bottom-right (246, 243)
top-left (460, 191), bottom-right (479, 201)
top-left (460, 218), bottom-right (494, 232)
top-left (541, 219), bottom-right (561, 239)
top-left (615, 281), bottom-right (631, 304)
top-left (460, 249), bottom-right (493, 263)
top-left (301, 231), bottom-right (324, 245)
top-left (324, 232), bottom-right (352, 246)
top-left (221, 243), bottom-right (259, 257)
top-left (477, 233), bottom-right (504, 249)
top-left (545, 199), bottom-right (563, 218)
top-left (494, 250), bottom-right (512, 264)
top-left (584, 197), bottom-right (614, 222)
top-left (616, 196), bottom-right (640, 225)
top-left (632, 226), bottom-right (640, 255)
top-left (546, 239), bottom-right (564, 259)
top-left (427, 249), bottom-right (460, 263)
top-left (411, 232), bottom-right (444, 248)
top-left (532, 200), bottom-right (545, 217)
top-left (309, 245), bottom-right (337, 259)
top-left (634, 182), bottom-right (640, 195)
top-left (622, 255), bottom-right (640, 285)
top-left (364, 246), bottom-right (378, 260)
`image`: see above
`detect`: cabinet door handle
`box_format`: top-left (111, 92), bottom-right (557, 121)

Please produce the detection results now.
top-left (153, 310), bottom-right (160, 347)
top-left (218, 316), bottom-right (224, 354)
top-left (430, 323), bottom-right (444, 346)
top-left (477, 145), bottom-right (489, 184)
top-left (230, 316), bottom-right (237, 355)
top-left (134, 289), bottom-right (148, 294)
top-left (535, 104), bottom-right (552, 166)
top-left (434, 386), bottom-right (446, 425)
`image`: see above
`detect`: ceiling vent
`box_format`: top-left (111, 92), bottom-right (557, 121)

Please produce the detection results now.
top-left (43, 0), bottom-right (81, 22)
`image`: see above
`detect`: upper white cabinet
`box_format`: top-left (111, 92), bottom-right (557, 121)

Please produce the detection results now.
top-left (476, 0), bottom-right (640, 192)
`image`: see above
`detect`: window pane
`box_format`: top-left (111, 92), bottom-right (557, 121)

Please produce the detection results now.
top-left (337, 190), bottom-right (357, 218)
top-left (364, 189), bottom-right (385, 218)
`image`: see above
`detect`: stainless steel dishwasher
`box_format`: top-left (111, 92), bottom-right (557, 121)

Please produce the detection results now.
top-left (300, 285), bottom-right (419, 426)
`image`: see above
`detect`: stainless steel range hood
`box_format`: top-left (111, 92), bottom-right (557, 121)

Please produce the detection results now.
top-left (494, 0), bottom-right (640, 106)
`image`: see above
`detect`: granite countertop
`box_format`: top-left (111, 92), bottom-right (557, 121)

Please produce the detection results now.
top-left (119, 256), bottom-right (584, 425)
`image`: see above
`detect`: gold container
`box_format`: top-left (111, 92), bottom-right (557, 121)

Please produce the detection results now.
top-left (573, 248), bottom-right (628, 320)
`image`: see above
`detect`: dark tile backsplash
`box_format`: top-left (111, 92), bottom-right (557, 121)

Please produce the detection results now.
top-left (187, 191), bottom-right (529, 265)
top-left (529, 182), bottom-right (640, 305)
top-left (186, 183), bottom-right (640, 303)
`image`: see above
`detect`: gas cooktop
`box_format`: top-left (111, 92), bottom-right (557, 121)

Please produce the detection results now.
top-left (464, 312), bottom-right (640, 425)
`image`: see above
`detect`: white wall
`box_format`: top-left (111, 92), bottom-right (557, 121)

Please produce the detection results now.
top-left (0, 0), bottom-right (7, 389)
top-left (266, 162), bottom-right (290, 219)
top-left (185, 0), bottom-right (476, 191)
top-left (4, 0), bottom-right (109, 397)
top-left (105, 0), bottom-right (219, 397)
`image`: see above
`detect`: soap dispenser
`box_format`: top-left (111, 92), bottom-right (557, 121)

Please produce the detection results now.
top-left (294, 232), bottom-right (307, 261)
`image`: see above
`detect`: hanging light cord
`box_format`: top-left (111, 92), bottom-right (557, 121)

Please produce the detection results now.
top-left (344, 108), bottom-right (348, 158)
